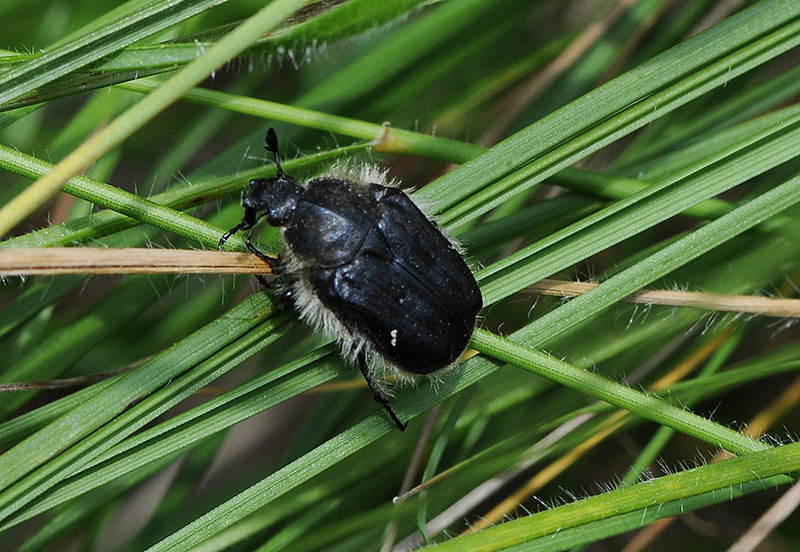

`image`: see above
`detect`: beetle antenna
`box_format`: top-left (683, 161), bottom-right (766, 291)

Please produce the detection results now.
top-left (265, 127), bottom-right (284, 178)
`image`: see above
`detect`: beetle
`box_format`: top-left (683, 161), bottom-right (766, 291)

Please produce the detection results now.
top-left (219, 129), bottom-right (482, 430)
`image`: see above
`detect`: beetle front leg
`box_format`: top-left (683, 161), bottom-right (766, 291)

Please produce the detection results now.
top-left (219, 206), bottom-right (262, 252)
top-left (218, 220), bottom-right (249, 251)
top-left (220, 207), bottom-right (278, 287)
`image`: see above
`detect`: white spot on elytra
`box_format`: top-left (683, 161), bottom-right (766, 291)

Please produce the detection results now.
top-left (390, 329), bottom-right (398, 347)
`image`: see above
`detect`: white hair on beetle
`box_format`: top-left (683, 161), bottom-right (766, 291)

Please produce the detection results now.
top-left (324, 161), bottom-right (398, 190)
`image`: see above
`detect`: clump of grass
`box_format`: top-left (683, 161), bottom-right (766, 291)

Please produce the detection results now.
top-left (1, 1), bottom-right (800, 551)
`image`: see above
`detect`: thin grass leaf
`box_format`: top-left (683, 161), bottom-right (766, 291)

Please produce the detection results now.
top-left (2, 2), bottom-right (800, 550)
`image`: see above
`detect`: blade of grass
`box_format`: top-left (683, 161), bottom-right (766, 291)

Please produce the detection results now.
top-left (421, 0), bottom-right (800, 223)
top-left (0, 0), bottom-right (310, 237)
top-left (478, 104), bottom-right (800, 304)
top-left (423, 442), bottom-right (800, 551)
top-left (0, 349), bottom-right (342, 529)
top-left (0, 141), bottom-right (361, 250)
top-left (0, 276), bottom-right (174, 418)
top-left (470, 329), bottom-right (769, 455)
top-left (0, 293), bottom-right (279, 521)
top-left (0, 0), bottom-right (427, 112)
top-left (0, 0), bottom-right (232, 108)
top-left (119, 78), bottom-right (484, 163)
top-left (511, 170), bottom-right (800, 345)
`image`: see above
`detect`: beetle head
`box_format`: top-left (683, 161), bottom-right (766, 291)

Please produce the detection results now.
top-left (241, 127), bottom-right (305, 227)
top-left (243, 175), bottom-right (302, 226)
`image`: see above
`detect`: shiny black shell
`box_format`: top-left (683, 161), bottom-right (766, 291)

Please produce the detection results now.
top-left (249, 173), bottom-right (482, 375)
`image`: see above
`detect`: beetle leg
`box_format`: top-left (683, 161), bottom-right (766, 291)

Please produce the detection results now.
top-left (220, 210), bottom-right (278, 288)
top-left (220, 205), bottom-right (266, 253)
top-left (240, 232), bottom-right (281, 289)
top-left (357, 352), bottom-right (407, 431)
top-left (218, 221), bottom-right (249, 250)
top-left (244, 232), bottom-right (277, 267)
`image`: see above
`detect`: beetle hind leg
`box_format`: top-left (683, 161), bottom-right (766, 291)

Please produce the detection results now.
top-left (357, 352), bottom-right (407, 431)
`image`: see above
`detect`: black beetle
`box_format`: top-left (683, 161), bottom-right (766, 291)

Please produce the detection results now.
top-left (219, 129), bottom-right (482, 430)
